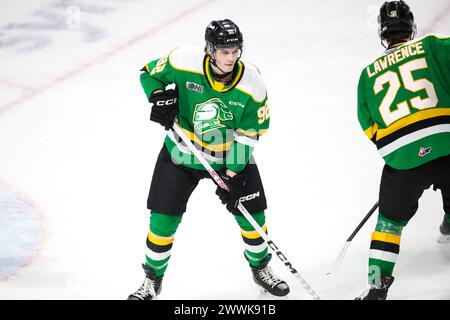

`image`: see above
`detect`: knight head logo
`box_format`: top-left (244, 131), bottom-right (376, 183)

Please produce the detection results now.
top-left (193, 98), bottom-right (233, 134)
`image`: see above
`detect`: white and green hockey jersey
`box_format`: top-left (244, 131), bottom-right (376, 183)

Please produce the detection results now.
top-left (140, 46), bottom-right (270, 173)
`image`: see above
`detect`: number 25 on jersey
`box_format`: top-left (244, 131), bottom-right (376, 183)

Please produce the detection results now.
top-left (374, 57), bottom-right (438, 126)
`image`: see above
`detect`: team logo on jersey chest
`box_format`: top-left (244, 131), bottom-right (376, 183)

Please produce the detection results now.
top-left (193, 98), bottom-right (233, 134)
top-left (186, 82), bottom-right (204, 93)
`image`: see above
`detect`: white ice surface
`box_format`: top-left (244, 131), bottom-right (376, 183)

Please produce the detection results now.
top-left (0, 0), bottom-right (449, 300)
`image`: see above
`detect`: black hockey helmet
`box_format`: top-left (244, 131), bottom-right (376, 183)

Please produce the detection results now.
top-left (378, 1), bottom-right (416, 44)
top-left (205, 19), bottom-right (243, 57)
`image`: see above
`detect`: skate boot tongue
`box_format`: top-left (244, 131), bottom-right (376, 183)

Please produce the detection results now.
top-left (128, 277), bottom-right (157, 300)
top-left (258, 266), bottom-right (285, 288)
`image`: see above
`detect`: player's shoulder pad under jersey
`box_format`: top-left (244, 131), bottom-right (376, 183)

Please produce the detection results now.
top-left (236, 60), bottom-right (267, 103)
top-left (402, 33), bottom-right (449, 48)
top-left (364, 33), bottom-right (449, 70)
top-left (168, 46), bottom-right (204, 75)
top-left (422, 33), bottom-right (449, 40)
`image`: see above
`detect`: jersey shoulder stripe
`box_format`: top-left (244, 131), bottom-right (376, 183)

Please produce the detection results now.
top-left (168, 46), bottom-right (204, 75)
top-left (236, 60), bottom-right (267, 103)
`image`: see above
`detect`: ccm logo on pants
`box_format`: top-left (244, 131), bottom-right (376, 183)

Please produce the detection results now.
top-left (239, 191), bottom-right (260, 203)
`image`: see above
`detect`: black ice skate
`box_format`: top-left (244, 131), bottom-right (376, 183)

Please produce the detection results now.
top-left (356, 275), bottom-right (394, 300)
top-left (437, 216), bottom-right (450, 243)
top-left (250, 254), bottom-right (290, 297)
top-left (127, 264), bottom-right (163, 300)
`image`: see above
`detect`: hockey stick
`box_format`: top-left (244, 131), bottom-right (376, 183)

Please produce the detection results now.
top-left (326, 201), bottom-right (379, 275)
top-left (170, 122), bottom-right (321, 300)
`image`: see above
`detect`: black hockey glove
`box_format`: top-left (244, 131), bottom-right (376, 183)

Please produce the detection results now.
top-left (215, 167), bottom-right (247, 215)
top-left (149, 89), bottom-right (178, 130)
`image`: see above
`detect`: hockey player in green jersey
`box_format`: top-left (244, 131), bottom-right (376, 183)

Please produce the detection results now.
top-left (356, 1), bottom-right (450, 300)
top-left (128, 19), bottom-right (289, 300)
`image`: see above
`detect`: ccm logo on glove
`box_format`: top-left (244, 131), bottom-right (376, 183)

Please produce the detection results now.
top-left (155, 98), bottom-right (177, 107)
top-left (149, 89), bottom-right (179, 130)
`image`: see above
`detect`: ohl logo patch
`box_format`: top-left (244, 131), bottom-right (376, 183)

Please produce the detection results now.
top-left (192, 98), bottom-right (233, 134)
top-left (418, 147), bottom-right (432, 157)
top-left (0, 184), bottom-right (43, 280)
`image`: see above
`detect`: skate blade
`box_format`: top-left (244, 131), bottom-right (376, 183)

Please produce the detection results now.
top-left (257, 286), bottom-right (268, 295)
top-left (255, 285), bottom-right (289, 300)
top-left (437, 234), bottom-right (450, 243)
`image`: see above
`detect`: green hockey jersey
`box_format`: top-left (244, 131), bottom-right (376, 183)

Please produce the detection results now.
top-left (140, 46), bottom-right (270, 173)
top-left (357, 34), bottom-right (450, 169)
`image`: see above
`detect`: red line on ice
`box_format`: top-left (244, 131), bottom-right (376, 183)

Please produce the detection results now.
top-left (0, 0), bottom-right (216, 283)
top-left (0, 80), bottom-right (32, 91)
top-left (0, 0), bottom-right (217, 115)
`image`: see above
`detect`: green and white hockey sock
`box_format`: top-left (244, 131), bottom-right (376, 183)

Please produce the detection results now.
top-left (368, 214), bottom-right (408, 287)
top-left (144, 211), bottom-right (182, 277)
top-left (445, 213), bottom-right (450, 224)
top-left (235, 211), bottom-right (269, 267)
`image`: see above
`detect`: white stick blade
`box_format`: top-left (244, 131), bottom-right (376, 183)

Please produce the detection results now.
top-left (326, 241), bottom-right (351, 275)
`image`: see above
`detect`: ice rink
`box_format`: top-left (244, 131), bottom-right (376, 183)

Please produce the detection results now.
top-left (0, 0), bottom-right (449, 300)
